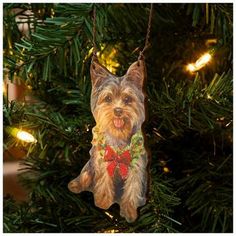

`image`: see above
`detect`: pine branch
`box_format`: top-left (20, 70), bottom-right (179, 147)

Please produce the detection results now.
top-left (148, 70), bottom-right (232, 138)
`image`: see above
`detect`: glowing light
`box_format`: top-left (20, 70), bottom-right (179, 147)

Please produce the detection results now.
top-left (100, 47), bottom-right (120, 74)
top-left (163, 167), bottom-right (170, 173)
top-left (186, 63), bottom-right (195, 72)
top-left (84, 44), bottom-right (120, 74)
top-left (160, 160), bottom-right (166, 166)
top-left (103, 229), bottom-right (119, 233)
top-left (195, 53), bottom-right (211, 67)
top-left (5, 127), bottom-right (37, 143)
top-left (16, 131), bottom-right (37, 143)
top-left (187, 52), bottom-right (212, 72)
top-left (207, 94), bottom-right (213, 100)
top-left (104, 211), bottom-right (114, 219)
top-left (51, 8), bottom-right (55, 17)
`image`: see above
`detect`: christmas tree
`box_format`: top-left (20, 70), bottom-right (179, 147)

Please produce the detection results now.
top-left (3, 3), bottom-right (233, 233)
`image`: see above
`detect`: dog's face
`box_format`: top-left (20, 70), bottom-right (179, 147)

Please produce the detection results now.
top-left (90, 60), bottom-right (146, 141)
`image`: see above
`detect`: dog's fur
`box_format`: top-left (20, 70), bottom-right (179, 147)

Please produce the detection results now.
top-left (68, 58), bottom-right (148, 222)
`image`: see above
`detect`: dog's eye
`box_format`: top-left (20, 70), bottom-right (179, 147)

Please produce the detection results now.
top-left (123, 96), bottom-right (132, 105)
top-left (105, 95), bottom-right (112, 103)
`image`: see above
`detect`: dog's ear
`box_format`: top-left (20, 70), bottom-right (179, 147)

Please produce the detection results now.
top-left (90, 60), bottom-right (111, 88)
top-left (126, 60), bottom-right (146, 89)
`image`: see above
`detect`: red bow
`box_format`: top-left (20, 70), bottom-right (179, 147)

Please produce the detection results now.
top-left (104, 145), bottom-right (131, 179)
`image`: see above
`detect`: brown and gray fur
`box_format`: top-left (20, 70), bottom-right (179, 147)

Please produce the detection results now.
top-left (68, 58), bottom-right (148, 222)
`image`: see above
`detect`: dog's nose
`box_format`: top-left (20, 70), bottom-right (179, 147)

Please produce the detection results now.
top-left (114, 107), bottom-right (123, 117)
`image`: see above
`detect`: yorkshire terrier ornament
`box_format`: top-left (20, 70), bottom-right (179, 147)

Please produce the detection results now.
top-left (68, 57), bottom-right (148, 223)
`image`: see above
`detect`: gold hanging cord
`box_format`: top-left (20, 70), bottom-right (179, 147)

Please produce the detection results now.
top-left (138, 3), bottom-right (154, 60)
top-left (92, 5), bottom-right (98, 58)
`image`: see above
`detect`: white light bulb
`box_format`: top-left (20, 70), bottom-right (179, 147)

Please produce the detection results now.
top-left (16, 130), bottom-right (37, 143)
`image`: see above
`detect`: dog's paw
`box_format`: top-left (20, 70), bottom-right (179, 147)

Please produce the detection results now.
top-left (120, 202), bottom-right (138, 223)
top-left (68, 171), bottom-right (92, 193)
top-left (68, 179), bottom-right (82, 193)
top-left (94, 192), bottom-right (113, 209)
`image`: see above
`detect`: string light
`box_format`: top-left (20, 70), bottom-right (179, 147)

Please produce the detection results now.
top-left (207, 94), bottom-right (213, 100)
top-left (104, 211), bottom-right (114, 219)
top-left (163, 167), bottom-right (170, 173)
top-left (103, 229), bottom-right (119, 233)
top-left (17, 130), bottom-right (37, 143)
top-left (5, 127), bottom-right (37, 143)
top-left (51, 8), bottom-right (55, 18)
top-left (186, 52), bottom-right (212, 73)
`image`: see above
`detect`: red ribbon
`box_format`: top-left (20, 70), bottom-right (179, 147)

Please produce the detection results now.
top-left (104, 145), bottom-right (131, 179)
